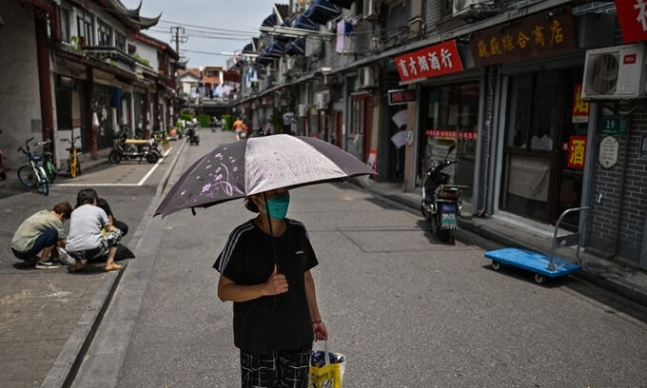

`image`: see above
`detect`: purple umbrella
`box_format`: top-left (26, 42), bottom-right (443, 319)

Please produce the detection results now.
top-left (154, 134), bottom-right (375, 217)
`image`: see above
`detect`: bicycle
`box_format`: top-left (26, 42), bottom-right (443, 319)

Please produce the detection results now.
top-left (43, 149), bottom-right (57, 183)
top-left (17, 137), bottom-right (50, 195)
top-left (60, 134), bottom-right (82, 177)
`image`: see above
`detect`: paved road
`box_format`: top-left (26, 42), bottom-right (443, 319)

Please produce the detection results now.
top-left (69, 129), bottom-right (647, 388)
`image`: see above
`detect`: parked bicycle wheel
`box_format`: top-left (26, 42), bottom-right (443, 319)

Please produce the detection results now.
top-left (109, 150), bottom-right (121, 164)
top-left (69, 159), bottom-right (78, 178)
top-left (45, 160), bottom-right (56, 182)
top-left (17, 165), bottom-right (38, 188)
top-left (145, 152), bottom-right (159, 164)
top-left (40, 174), bottom-right (49, 195)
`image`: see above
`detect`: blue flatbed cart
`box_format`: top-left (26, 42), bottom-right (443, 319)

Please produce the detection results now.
top-left (484, 207), bottom-right (589, 284)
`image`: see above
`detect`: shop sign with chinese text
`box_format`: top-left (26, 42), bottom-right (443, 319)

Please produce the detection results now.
top-left (426, 129), bottom-right (477, 140)
top-left (395, 40), bottom-right (464, 83)
top-left (470, 7), bottom-right (577, 66)
top-left (616, 0), bottom-right (647, 43)
top-left (388, 89), bottom-right (416, 105)
top-left (572, 84), bottom-right (589, 123)
top-left (567, 136), bottom-right (587, 169)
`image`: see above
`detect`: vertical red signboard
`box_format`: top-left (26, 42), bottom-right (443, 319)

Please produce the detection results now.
top-left (616, 0), bottom-right (647, 43)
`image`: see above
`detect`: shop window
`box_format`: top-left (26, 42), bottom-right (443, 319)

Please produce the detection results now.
top-left (506, 71), bottom-right (559, 152)
top-left (420, 82), bottom-right (479, 201)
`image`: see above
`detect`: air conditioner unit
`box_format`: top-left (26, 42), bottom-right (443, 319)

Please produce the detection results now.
top-left (363, 0), bottom-right (378, 20)
top-left (357, 66), bottom-right (377, 89)
top-left (453, 0), bottom-right (487, 17)
top-left (298, 103), bottom-right (308, 117)
top-left (582, 44), bottom-right (647, 100)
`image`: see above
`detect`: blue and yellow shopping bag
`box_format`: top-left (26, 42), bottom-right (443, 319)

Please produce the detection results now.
top-left (308, 341), bottom-right (345, 388)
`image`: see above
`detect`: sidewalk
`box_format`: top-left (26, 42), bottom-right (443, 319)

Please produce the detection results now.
top-left (357, 179), bottom-right (647, 307)
top-left (0, 139), bottom-right (184, 388)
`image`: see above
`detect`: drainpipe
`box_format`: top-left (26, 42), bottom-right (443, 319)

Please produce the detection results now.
top-left (86, 67), bottom-right (98, 158)
top-left (474, 67), bottom-right (495, 216)
top-left (35, 16), bottom-right (54, 145)
top-left (611, 115), bottom-right (632, 258)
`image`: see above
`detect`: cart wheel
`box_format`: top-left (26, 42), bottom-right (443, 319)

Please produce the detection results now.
top-left (491, 261), bottom-right (501, 271)
top-left (534, 274), bottom-right (546, 284)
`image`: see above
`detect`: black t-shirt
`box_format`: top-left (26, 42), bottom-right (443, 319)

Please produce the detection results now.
top-left (214, 219), bottom-right (318, 352)
top-left (96, 198), bottom-right (113, 218)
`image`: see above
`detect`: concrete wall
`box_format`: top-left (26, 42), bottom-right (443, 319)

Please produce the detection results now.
top-left (0, 2), bottom-right (42, 170)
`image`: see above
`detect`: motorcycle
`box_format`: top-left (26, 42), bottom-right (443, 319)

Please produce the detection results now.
top-left (186, 123), bottom-right (200, 145)
top-left (420, 144), bottom-right (467, 244)
top-left (108, 132), bottom-right (160, 164)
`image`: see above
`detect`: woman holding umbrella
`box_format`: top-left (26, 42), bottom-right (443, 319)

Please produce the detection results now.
top-left (214, 187), bottom-right (328, 388)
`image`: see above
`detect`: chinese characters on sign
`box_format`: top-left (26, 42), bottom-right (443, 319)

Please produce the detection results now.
top-left (388, 89), bottom-right (416, 105)
top-left (616, 0), bottom-right (647, 43)
top-left (425, 130), bottom-right (478, 140)
top-left (394, 40), bottom-right (464, 82)
top-left (470, 8), bottom-right (576, 66)
top-left (567, 136), bottom-right (587, 169)
top-left (572, 84), bottom-right (589, 123)
top-left (599, 136), bottom-right (619, 169)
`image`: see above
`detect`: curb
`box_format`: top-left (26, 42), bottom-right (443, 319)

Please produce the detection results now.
top-left (40, 268), bottom-right (124, 388)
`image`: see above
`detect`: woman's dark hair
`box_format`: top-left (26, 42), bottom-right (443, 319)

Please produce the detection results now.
top-left (53, 201), bottom-right (73, 220)
top-left (76, 188), bottom-right (98, 208)
top-left (244, 197), bottom-right (259, 213)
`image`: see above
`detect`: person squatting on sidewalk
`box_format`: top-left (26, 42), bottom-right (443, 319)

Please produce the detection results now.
top-left (214, 187), bottom-right (328, 388)
top-left (65, 188), bottom-right (122, 272)
top-left (11, 202), bottom-right (73, 269)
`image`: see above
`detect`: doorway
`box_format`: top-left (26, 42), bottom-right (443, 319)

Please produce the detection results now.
top-left (501, 68), bottom-right (585, 229)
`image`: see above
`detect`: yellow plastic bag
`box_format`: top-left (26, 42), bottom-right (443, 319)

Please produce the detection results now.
top-left (308, 342), bottom-right (345, 388)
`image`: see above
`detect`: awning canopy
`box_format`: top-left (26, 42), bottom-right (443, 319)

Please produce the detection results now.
top-left (242, 43), bottom-right (256, 54)
top-left (292, 15), bottom-right (318, 31)
top-left (303, 0), bottom-right (341, 25)
top-left (286, 38), bottom-right (306, 57)
top-left (261, 13), bottom-right (278, 28)
top-left (266, 41), bottom-right (286, 57)
top-left (328, 0), bottom-right (355, 9)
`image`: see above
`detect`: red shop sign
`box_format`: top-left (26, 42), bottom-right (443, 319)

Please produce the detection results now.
top-left (567, 136), bottom-right (587, 169)
top-left (616, 0), bottom-right (647, 43)
top-left (395, 40), bottom-right (464, 82)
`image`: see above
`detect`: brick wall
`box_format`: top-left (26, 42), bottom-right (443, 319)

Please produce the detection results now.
top-left (589, 103), bottom-right (647, 265)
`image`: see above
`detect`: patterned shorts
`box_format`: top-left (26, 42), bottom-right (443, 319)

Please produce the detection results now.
top-left (240, 343), bottom-right (312, 388)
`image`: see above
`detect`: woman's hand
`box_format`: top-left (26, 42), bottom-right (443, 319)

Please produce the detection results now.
top-left (263, 265), bottom-right (288, 296)
top-left (312, 320), bottom-right (328, 341)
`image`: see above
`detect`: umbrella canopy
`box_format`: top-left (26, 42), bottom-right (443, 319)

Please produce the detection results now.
top-left (155, 135), bottom-right (375, 217)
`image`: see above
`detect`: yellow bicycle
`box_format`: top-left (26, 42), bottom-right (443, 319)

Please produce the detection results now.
top-left (60, 134), bottom-right (82, 178)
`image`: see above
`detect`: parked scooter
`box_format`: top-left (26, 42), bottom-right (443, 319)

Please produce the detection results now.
top-left (109, 132), bottom-right (160, 164)
top-left (0, 130), bottom-right (6, 180)
top-left (420, 143), bottom-right (467, 244)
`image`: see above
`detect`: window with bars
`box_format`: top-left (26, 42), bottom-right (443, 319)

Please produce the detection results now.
top-left (116, 32), bottom-right (126, 52)
top-left (77, 10), bottom-right (93, 46)
top-left (98, 20), bottom-right (112, 46)
top-left (60, 8), bottom-right (70, 42)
